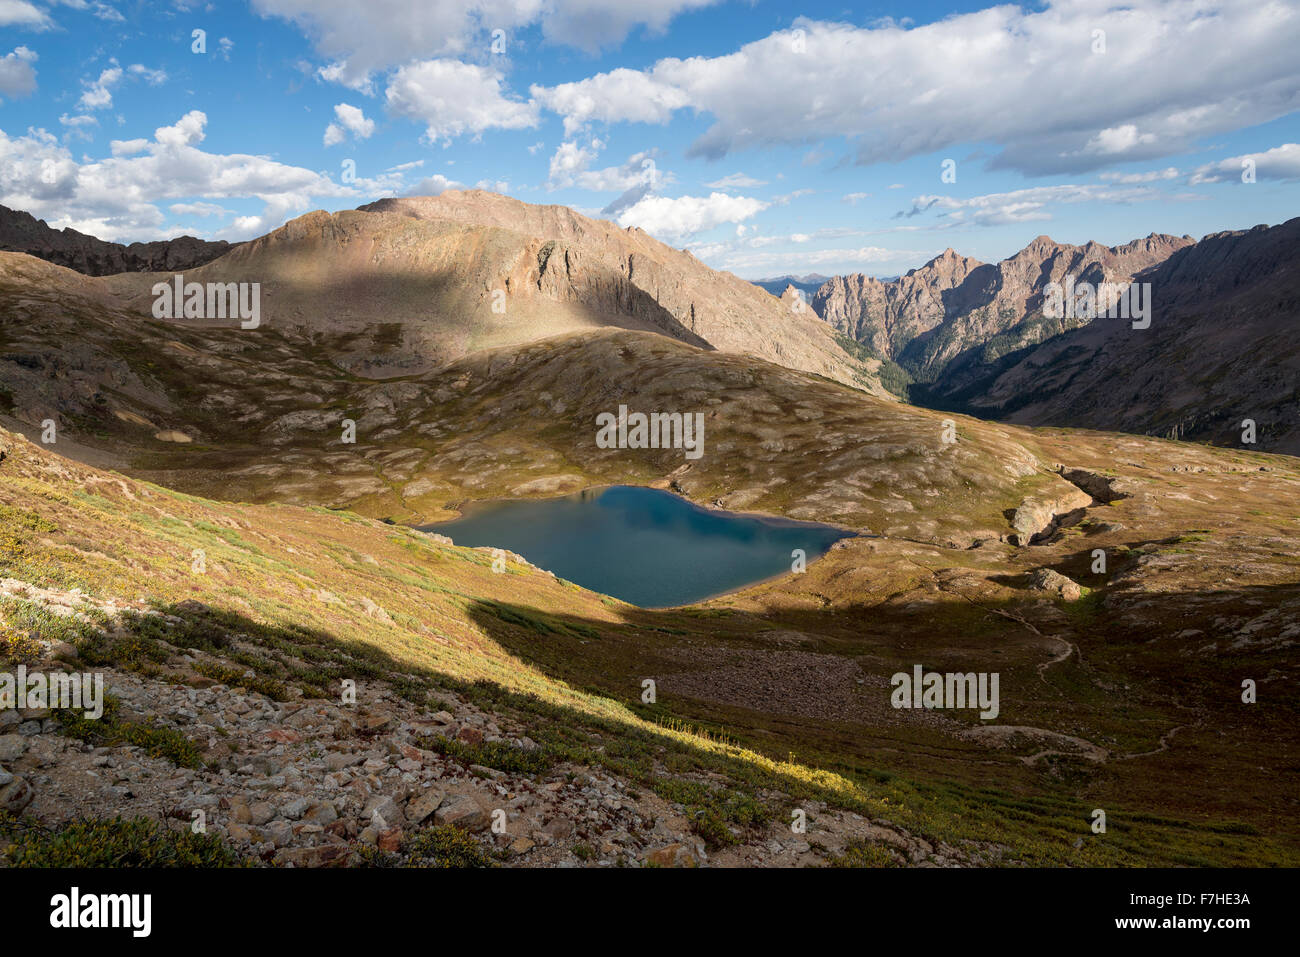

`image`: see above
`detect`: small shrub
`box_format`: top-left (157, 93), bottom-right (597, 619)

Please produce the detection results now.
top-left (415, 733), bottom-right (555, 776)
top-left (403, 825), bottom-right (496, 868)
top-left (55, 697), bottom-right (204, 768)
top-left (0, 814), bottom-right (246, 867)
top-left (826, 841), bottom-right (902, 868)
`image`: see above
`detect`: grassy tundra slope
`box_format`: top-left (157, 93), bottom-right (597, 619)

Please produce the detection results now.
top-left (0, 410), bottom-right (1297, 866)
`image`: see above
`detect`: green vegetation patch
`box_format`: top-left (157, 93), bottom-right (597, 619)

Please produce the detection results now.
top-left (55, 696), bottom-right (204, 768)
top-left (0, 814), bottom-right (246, 867)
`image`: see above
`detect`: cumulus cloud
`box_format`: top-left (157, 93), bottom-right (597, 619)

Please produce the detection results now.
top-left (385, 59), bottom-right (536, 141)
top-left (546, 139), bottom-right (665, 192)
top-left (75, 62), bottom-right (166, 111)
top-left (613, 191), bottom-right (767, 244)
top-left (169, 201), bottom-right (231, 217)
top-left (531, 3), bottom-right (1300, 176)
top-left (1188, 143), bottom-right (1300, 184)
top-left (0, 1), bottom-right (51, 29)
top-left (546, 140), bottom-right (599, 187)
top-left (530, 67), bottom-right (690, 136)
top-left (58, 112), bottom-right (97, 141)
top-left (76, 66), bottom-right (122, 110)
top-left (255, 0), bottom-right (720, 83)
top-left (0, 110), bottom-right (376, 241)
top-left (538, 0), bottom-right (720, 54)
top-left (323, 103), bottom-right (375, 146)
top-left (404, 173), bottom-right (464, 196)
top-left (0, 46), bottom-right (37, 101)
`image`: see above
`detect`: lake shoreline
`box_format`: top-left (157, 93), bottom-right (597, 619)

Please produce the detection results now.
top-left (413, 484), bottom-right (857, 609)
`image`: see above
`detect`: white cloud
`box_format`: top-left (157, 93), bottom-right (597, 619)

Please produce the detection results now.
top-left (1098, 167), bottom-right (1180, 184)
top-left (324, 103), bottom-right (375, 146)
top-left (77, 65), bottom-right (122, 110)
top-left (385, 59), bottom-right (537, 141)
top-left (405, 173), bottom-right (464, 196)
top-left (58, 113), bottom-right (97, 141)
top-left (545, 140), bottom-right (664, 192)
top-left (688, 231), bottom-right (922, 276)
top-left (127, 63), bottom-right (167, 85)
top-left (1188, 143), bottom-right (1300, 184)
top-left (0, 1), bottom-right (51, 29)
top-left (705, 172), bottom-right (767, 189)
top-left (316, 60), bottom-right (374, 95)
top-left (0, 110), bottom-right (368, 241)
top-left (255, 0), bottom-right (720, 81)
top-left (153, 111), bottom-right (207, 148)
top-left (613, 191), bottom-right (767, 243)
top-left (77, 62), bottom-right (168, 110)
top-left (895, 184), bottom-right (1168, 227)
top-left (169, 201), bottom-right (231, 217)
top-left (1084, 124), bottom-right (1156, 156)
top-left (843, 192), bottom-right (870, 204)
top-left (546, 140), bottom-right (599, 187)
top-left (531, 67), bottom-right (690, 136)
top-left (108, 137), bottom-right (148, 156)
top-left (0, 46), bottom-right (37, 101)
top-left (538, 0), bottom-right (721, 54)
top-left (531, 4), bottom-right (1300, 176)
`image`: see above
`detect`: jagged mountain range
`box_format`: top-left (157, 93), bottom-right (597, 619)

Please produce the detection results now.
top-left (811, 232), bottom-right (1193, 383)
top-left (0, 203), bottom-right (235, 276)
top-left (804, 220), bottom-right (1299, 453)
top-left (963, 218), bottom-right (1300, 453)
top-left (749, 273), bottom-right (830, 297)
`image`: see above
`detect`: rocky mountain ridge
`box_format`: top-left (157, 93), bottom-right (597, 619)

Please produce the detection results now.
top-left (0, 204), bottom-right (235, 276)
top-left (811, 231), bottom-right (1194, 389)
top-left (960, 217), bottom-right (1300, 453)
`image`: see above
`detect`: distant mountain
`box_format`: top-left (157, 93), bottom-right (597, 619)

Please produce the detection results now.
top-left (811, 233), bottom-right (1193, 397)
top-left (0, 203), bottom-right (235, 276)
top-left (956, 217), bottom-right (1300, 454)
top-left (751, 273), bottom-right (830, 297)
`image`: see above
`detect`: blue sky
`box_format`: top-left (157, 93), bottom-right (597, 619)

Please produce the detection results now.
top-left (2, 0), bottom-right (1298, 278)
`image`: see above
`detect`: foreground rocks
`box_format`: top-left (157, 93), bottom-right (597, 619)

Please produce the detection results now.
top-left (0, 592), bottom-right (964, 868)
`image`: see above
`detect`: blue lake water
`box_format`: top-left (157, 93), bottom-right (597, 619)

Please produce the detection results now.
top-left (422, 485), bottom-right (852, 608)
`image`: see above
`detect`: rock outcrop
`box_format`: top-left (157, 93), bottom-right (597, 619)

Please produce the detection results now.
top-left (0, 204), bottom-right (235, 276)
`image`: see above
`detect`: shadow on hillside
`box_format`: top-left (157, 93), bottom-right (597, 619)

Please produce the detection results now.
top-left (98, 577), bottom-right (1300, 862)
